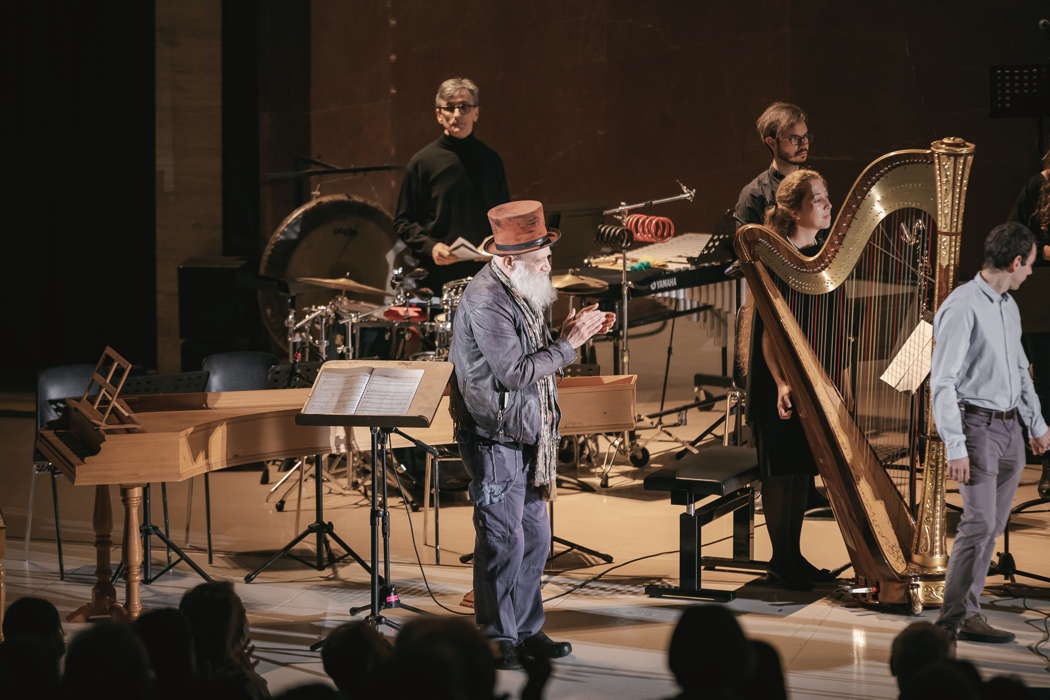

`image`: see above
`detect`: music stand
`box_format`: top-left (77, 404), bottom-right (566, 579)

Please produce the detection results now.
top-left (297, 359), bottom-right (453, 635)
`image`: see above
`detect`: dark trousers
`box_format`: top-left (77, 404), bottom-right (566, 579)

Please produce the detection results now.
top-left (459, 437), bottom-right (549, 643)
top-left (937, 411), bottom-right (1025, 628)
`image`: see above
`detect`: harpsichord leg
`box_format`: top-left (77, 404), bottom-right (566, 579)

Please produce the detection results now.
top-left (68, 485), bottom-right (127, 622)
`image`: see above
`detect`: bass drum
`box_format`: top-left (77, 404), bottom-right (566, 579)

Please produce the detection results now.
top-left (258, 195), bottom-right (406, 354)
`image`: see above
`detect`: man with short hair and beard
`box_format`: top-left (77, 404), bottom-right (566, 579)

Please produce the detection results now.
top-left (733, 101), bottom-right (813, 229)
top-left (450, 200), bottom-right (614, 669)
top-left (734, 102), bottom-right (829, 514)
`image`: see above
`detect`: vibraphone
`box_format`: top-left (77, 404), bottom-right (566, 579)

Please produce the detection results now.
top-left (572, 233), bottom-right (740, 374)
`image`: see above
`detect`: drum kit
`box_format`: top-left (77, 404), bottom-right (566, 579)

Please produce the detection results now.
top-left (255, 193), bottom-right (478, 364)
top-left (281, 272), bottom-right (473, 363)
top-left (257, 193), bottom-right (612, 364)
top-left (280, 270), bottom-right (611, 364)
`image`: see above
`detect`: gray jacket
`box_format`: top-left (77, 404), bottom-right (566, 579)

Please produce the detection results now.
top-left (449, 263), bottom-right (576, 445)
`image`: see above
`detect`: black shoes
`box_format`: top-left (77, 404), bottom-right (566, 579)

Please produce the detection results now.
top-left (519, 631), bottom-right (572, 660)
top-left (493, 639), bottom-right (522, 670)
top-left (1039, 462), bottom-right (1050, 499)
top-left (938, 614), bottom-right (1016, 647)
top-left (799, 559), bottom-right (838, 583)
top-left (763, 559), bottom-right (837, 590)
top-left (957, 614), bottom-right (1015, 644)
top-left (494, 632), bottom-right (573, 670)
top-left (762, 566), bottom-right (813, 591)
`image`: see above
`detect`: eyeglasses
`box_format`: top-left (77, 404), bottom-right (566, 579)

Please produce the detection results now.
top-left (436, 102), bottom-right (476, 114)
top-left (780, 133), bottom-right (813, 146)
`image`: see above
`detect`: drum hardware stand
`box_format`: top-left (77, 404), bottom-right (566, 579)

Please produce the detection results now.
top-left (265, 330), bottom-right (339, 508)
top-left (244, 454), bottom-right (374, 583)
top-left (633, 311), bottom-right (723, 458)
top-left (266, 454), bottom-right (352, 512)
top-left (112, 483), bottom-right (212, 585)
top-left (673, 380), bottom-right (746, 458)
top-left (600, 183), bottom-right (696, 467)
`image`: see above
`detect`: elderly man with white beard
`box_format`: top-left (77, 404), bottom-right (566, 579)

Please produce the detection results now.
top-left (449, 200), bottom-right (614, 669)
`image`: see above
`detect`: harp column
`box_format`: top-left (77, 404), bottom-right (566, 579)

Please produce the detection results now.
top-left (910, 137), bottom-right (975, 574)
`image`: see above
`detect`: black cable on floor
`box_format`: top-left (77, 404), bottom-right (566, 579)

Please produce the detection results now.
top-left (541, 525), bottom-right (765, 604)
top-left (997, 590), bottom-right (1050, 671)
top-left (389, 446), bottom-right (771, 613)
top-left (391, 453), bottom-right (474, 616)
top-left (1021, 594), bottom-right (1050, 670)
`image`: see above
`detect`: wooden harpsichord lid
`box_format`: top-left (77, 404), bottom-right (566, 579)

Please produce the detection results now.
top-left (481, 200), bottom-right (561, 255)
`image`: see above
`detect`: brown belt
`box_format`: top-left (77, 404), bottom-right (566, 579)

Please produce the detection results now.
top-left (960, 403), bottom-right (1017, 421)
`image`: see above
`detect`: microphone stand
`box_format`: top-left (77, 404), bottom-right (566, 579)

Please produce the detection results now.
top-left (597, 183), bottom-right (696, 466)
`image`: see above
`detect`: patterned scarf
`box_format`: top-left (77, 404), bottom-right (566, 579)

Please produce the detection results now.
top-left (490, 260), bottom-right (559, 501)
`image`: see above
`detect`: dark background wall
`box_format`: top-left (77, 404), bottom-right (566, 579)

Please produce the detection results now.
top-left (4, 1), bottom-right (1049, 389)
top-left (304, 0), bottom-right (1050, 275)
top-left (4, 2), bottom-right (156, 389)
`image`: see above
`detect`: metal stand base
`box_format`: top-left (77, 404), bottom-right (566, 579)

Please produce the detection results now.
top-left (995, 496), bottom-right (1050, 585)
top-left (244, 455), bottom-right (372, 583)
top-left (555, 474), bottom-right (596, 493)
top-left (644, 584), bottom-right (736, 602)
top-left (350, 428), bottom-right (427, 631)
top-left (460, 497), bottom-right (614, 565)
top-left (547, 500), bottom-right (613, 563)
top-left (549, 535), bottom-right (613, 564)
top-left (112, 484), bottom-right (212, 585)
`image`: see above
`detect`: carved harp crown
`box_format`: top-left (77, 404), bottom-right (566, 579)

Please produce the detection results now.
top-left (735, 138), bottom-right (974, 607)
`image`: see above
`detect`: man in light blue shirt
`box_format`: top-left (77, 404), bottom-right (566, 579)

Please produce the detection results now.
top-left (932, 222), bottom-right (1050, 644)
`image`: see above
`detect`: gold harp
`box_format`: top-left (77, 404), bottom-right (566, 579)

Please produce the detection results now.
top-left (735, 137), bottom-right (975, 613)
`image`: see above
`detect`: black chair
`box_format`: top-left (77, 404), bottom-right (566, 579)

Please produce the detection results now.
top-left (198, 351), bottom-right (278, 563)
top-left (26, 364), bottom-right (95, 579)
top-left (204, 351), bottom-right (278, 392)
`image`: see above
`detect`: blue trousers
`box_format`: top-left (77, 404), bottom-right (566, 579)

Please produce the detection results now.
top-left (937, 411), bottom-right (1026, 627)
top-left (459, 437), bottom-right (550, 643)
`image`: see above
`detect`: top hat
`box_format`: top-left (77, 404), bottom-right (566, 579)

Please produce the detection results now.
top-left (481, 200), bottom-right (561, 256)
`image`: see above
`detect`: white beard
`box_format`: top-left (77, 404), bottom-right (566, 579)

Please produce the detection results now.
top-left (508, 261), bottom-right (557, 312)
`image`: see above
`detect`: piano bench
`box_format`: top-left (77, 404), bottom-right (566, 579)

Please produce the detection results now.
top-left (643, 446), bottom-right (766, 602)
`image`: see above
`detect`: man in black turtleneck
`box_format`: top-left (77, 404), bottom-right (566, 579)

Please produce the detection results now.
top-left (394, 77), bottom-right (510, 294)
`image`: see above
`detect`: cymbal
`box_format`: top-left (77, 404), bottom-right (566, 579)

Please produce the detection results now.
top-left (551, 273), bottom-right (609, 293)
top-left (296, 276), bottom-right (388, 297)
top-left (331, 296), bottom-right (382, 317)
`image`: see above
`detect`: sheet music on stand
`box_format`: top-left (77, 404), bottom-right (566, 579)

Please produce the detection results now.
top-left (879, 320), bottom-right (933, 393)
top-left (303, 366), bottom-right (423, 416)
top-left (296, 360), bottom-right (453, 428)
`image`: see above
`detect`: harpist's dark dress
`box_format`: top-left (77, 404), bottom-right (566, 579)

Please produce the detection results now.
top-left (746, 241), bottom-right (824, 586)
top-left (748, 242), bottom-right (821, 480)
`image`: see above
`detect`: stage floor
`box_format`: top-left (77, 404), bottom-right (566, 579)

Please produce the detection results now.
top-left (5, 414), bottom-right (1050, 698)
top-left (3, 322), bottom-right (1050, 698)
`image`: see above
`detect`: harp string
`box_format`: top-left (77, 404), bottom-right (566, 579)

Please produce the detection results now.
top-left (775, 208), bottom-right (934, 512)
